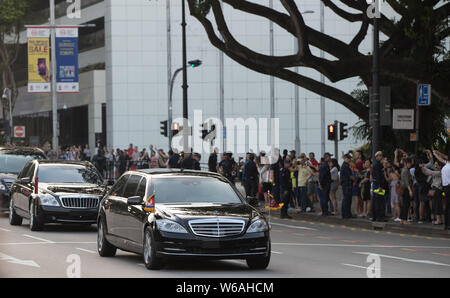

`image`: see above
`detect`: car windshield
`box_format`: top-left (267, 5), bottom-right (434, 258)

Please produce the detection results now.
top-left (153, 176), bottom-right (242, 204)
top-left (38, 164), bottom-right (103, 184)
top-left (0, 151), bottom-right (45, 174)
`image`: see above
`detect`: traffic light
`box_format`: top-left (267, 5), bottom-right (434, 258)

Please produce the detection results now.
top-left (200, 123), bottom-right (208, 140)
top-left (327, 124), bottom-right (337, 141)
top-left (160, 120), bottom-right (168, 137)
top-left (339, 122), bottom-right (348, 141)
top-left (188, 59), bottom-right (202, 68)
top-left (172, 122), bottom-right (179, 136)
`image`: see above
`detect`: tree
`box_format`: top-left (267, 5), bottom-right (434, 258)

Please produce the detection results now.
top-left (186, 0), bottom-right (450, 124)
top-left (0, 0), bottom-right (30, 120)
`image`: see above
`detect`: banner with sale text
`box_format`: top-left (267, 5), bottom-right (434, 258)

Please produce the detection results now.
top-left (56, 27), bottom-right (79, 93)
top-left (27, 28), bottom-right (51, 93)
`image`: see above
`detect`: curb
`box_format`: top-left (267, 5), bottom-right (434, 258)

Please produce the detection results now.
top-left (259, 207), bottom-right (450, 238)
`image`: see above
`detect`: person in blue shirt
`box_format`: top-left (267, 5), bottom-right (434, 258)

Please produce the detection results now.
top-left (340, 154), bottom-right (354, 218)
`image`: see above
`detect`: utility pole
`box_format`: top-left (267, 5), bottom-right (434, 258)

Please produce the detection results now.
top-left (50, 0), bottom-right (58, 152)
top-left (320, 1), bottom-right (326, 157)
top-left (219, 1), bottom-right (225, 154)
top-left (269, 0), bottom-right (275, 144)
top-left (371, 12), bottom-right (381, 162)
top-left (181, 0), bottom-right (189, 153)
top-left (167, 0), bottom-right (172, 148)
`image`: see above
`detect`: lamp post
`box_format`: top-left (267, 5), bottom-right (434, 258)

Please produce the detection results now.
top-left (181, 0), bottom-right (189, 153)
top-left (371, 8), bottom-right (381, 164)
top-left (168, 60), bottom-right (202, 147)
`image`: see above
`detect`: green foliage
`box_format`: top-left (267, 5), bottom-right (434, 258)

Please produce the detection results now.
top-left (0, 0), bottom-right (29, 35)
top-left (189, 0), bottom-right (213, 17)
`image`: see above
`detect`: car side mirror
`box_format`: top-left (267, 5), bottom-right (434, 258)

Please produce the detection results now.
top-left (127, 196), bottom-right (143, 205)
top-left (104, 179), bottom-right (115, 186)
top-left (20, 177), bottom-right (32, 184)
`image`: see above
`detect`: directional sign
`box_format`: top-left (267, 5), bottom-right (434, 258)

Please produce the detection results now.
top-left (14, 126), bottom-right (26, 138)
top-left (417, 84), bottom-right (431, 106)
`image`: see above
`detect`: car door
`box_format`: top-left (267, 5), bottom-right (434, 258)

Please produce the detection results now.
top-left (14, 162), bottom-right (35, 216)
top-left (118, 174), bottom-right (141, 241)
top-left (105, 174), bottom-right (129, 237)
top-left (128, 176), bottom-right (148, 245)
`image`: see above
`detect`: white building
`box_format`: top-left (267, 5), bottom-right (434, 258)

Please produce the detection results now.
top-left (13, 0), bottom-right (391, 158)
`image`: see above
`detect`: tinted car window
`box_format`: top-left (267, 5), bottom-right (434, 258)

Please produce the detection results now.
top-left (136, 177), bottom-right (147, 198)
top-left (152, 176), bottom-right (242, 204)
top-left (18, 162), bottom-right (33, 179)
top-left (37, 164), bottom-right (103, 184)
top-left (0, 151), bottom-right (45, 174)
top-left (110, 175), bottom-right (129, 196)
top-left (122, 175), bottom-right (141, 198)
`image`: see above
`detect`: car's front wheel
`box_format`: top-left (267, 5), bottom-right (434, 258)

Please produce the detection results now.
top-left (97, 218), bottom-right (116, 257)
top-left (9, 198), bottom-right (22, 226)
top-left (143, 227), bottom-right (163, 270)
top-left (246, 245), bottom-right (271, 270)
top-left (29, 200), bottom-right (44, 231)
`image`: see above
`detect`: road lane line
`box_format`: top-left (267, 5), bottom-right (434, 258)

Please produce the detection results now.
top-left (76, 248), bottom-right (96, 254)
top-left (23, 234), bottom-right (54, 243)
top-left (271, 250), bottom-right (283, 255)
top-left (0, 228), bottom-right (11, 232)
top-left (270, 222), bottom-right (318, 231)
top-left (342, 263), bottom-right (367, 270)
top-left (272, 243), bottom-right (450, 249)
top-left (354, 252), bottom-right (450, 267)
top-left (0, 241), bottom-right (96, 246)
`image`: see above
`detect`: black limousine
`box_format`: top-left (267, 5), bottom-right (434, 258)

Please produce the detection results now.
top-left (97, 169), bottom-right (271, 270)
top-left (9, 160), bottom-right (108, 231)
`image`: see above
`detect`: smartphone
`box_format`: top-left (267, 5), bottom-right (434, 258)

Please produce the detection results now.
top-left (38, 58), bottom-right (47, 76)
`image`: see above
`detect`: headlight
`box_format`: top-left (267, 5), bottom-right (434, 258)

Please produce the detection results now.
top-left (39, 194), bottom-right (60, 207)
top-left (156, 219), bottom-right (188, 234)
top-left (0, 184), bottom-right (5, 191)
top-left (247, 219), bottom-right (269, 233)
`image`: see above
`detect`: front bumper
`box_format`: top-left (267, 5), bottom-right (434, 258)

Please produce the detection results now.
top-left (37, 205), bottom-right (99, 224)
top-left (154, 230), bottom-right (270, 259)
top-left (0, 193), bottom-right (10, 211)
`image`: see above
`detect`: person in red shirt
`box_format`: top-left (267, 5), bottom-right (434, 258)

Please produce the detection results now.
top-left (309, 152), bottom-right (318, 168)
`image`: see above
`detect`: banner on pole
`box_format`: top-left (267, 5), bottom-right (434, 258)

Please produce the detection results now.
top-left (27, 28), bottom-right (51, 93)
top-left (56, 27), bottom-right (79, 93)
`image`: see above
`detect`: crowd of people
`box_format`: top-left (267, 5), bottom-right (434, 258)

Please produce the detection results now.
top-left (40, 141), bottom-right (450, 229)
top-left (234, 147), bottom-right (450, 230)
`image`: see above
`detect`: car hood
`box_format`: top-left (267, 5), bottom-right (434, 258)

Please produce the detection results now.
top-left (40, 183), bottom-right (105, 196)
top-left (156, 203), bottom-right (259, 221)
top-left (0, 173), bottom-right (18, 182)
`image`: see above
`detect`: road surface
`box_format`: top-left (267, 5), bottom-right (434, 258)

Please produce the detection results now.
top-left (0, 212), bottom-right (449, 278)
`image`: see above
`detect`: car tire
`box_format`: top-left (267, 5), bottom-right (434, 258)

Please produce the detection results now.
top-left (246, 245), bottom-right (271, 270)
top-left (143, 227), bottom-right (163, 270)
top-left (97, 218), bottom-right (116, 257)
top-left (9, 199), bottom-right (22, 226)
top-left (29, 200), bottom-right (44, 231)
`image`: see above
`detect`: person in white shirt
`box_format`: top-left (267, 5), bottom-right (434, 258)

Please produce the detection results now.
top-left (434, 150), bottom-right (449, 229)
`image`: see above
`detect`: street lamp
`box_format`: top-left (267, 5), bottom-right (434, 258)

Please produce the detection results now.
top-left (2, 88), bottom-right (13, 142)
top-left (168, 59), bottom-right (202, 147)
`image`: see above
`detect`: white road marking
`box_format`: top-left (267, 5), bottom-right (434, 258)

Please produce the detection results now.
top-left (0, 227), bottom-right (11, 232)
top-left (354, 252), bottom-right (450, 267)
top-left (342, 263), bottom-right (368, 270)
top-left (76, 248), bottom-right (96, 254)
top-left (270, 222), bottom-right (317, 231)
top-left (0, 252), bottom-right (40, 268)
top-left (272, 243), bottom-right (450, 249)
top-left (271, 250), bottom-right (283, 255)
top-left (22, 234), bottom-right (54, 243)
top-left (0, 241), bottom-right (96, 246)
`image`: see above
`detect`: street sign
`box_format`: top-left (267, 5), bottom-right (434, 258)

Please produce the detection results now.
top-left (14, 126), bottom-right (26, 138)
top-left (418, 84), bottom-right (431, 106)
top-left (392, 109), bottom-right (414, 130)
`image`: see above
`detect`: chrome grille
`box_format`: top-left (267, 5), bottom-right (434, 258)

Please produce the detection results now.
top-left (188, 219), bottom-right (245, 238)
top-left (60, 196), bottom-right (99, 209)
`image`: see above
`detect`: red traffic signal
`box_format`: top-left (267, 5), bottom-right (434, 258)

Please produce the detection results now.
top-left (328, 124), bottom-right (337, 141)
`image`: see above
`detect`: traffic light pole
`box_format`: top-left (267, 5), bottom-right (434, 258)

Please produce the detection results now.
top-left (181, 0), bottom-right (189, 153)
top-left (334, 120), bottom-right (339, 162)
top-left (371, 13), bottom-right (381, 163)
